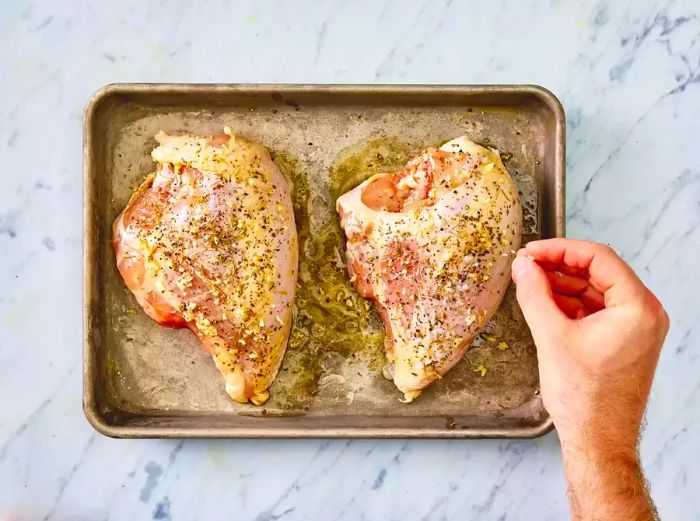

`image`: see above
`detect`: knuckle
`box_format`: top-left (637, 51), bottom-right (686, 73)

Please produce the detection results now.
top-left (642, 293), bottom-right (669, 329)
top-left (597, 243), bottom-right (617, 257)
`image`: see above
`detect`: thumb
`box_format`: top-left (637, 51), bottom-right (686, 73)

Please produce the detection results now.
top-left (511, 256), bottom-right (569, 344)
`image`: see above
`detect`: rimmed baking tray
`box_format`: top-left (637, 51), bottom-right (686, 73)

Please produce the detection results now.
top-left (83, 84), bottom-right (565, 438)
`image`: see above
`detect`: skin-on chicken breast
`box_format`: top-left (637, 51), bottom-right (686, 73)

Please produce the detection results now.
top-left (113, 128), bottom-right (298, 405)
top-left (337, 136), bottom-right (522, 402)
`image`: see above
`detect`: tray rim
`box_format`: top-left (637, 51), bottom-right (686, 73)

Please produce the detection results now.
top-left (83, 83), bottom-right (565, 439)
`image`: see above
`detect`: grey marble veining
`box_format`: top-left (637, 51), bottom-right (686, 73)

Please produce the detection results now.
top-left (1, 0), bottom-right (698, 519)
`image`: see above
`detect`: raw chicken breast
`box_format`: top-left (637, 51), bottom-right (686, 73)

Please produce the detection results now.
top-left (337, 136), bottom-right (522, 402)
top-left (113, 128), bottom-right (298, 405)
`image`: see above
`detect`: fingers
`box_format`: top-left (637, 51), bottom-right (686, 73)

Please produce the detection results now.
top-left (580, 286), bottom-right (605, 312)
top-left (542, 262), bottom-right (588, 277)
top-left (523, 239), bottom-right (646, 307)
top-left (511, 256), bottom-right (569, 342)
top-left (545, 271), bottom-right (606, 314)
top-left (546, 271), bottom-right (589, 296)
top-left (517, 253), bottom-right (588, 278)
top-left (553, 294), bottom-right (589, 319)
top-left (521, 243), bottom-right (608, 312)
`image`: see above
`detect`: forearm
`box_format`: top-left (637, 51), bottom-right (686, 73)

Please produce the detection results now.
top-left (561, 438), bottom-right (657, 521)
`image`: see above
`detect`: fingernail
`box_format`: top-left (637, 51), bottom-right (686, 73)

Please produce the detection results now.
top-left (511, 256), bottom-right (532, 282)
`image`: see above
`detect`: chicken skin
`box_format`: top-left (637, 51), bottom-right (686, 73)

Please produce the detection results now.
top-left (113, 129), bottom-right (298, 405)
top-left (337, 136), bottom-right (522, 401)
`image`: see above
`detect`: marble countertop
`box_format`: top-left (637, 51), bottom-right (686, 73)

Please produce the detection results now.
top-left (1, 0), bottom-right (698, 519)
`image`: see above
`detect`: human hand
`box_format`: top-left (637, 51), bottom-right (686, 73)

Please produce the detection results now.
top-left (511, 238), bottom-right (669, 451)
top-left (511, 239), bottom-right (669, 519)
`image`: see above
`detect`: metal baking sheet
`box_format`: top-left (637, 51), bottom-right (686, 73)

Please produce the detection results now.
top-left (83, 84), bottom-right (565, 438)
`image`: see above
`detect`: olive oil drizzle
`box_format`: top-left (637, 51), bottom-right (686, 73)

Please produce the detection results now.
top-left (269, 138), bottom-right (420, 409)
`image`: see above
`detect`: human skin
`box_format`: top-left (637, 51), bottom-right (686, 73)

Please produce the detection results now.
top-left (511, 238), bottom-right (669, 521)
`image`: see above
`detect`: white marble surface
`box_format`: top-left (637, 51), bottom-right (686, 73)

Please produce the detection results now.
top-left (1, 0), bottom-right (698, 519)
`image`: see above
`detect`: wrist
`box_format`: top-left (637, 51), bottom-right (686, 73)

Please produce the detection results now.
top-left (560, 411), bottom-right (641, 454)
top-left (560, 434), bottom-right (640, 471)
top-left (552, 390), bottom-right (644, 456)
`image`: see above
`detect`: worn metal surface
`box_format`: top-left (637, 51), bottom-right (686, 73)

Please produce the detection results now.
top-left (83, 84), bottom-right (565, 438)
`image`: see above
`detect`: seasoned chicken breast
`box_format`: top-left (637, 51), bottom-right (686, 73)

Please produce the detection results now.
top-left (113, 129), bottom-right (298, 405)
top-left (337, 136), bottom-right (522, 402)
